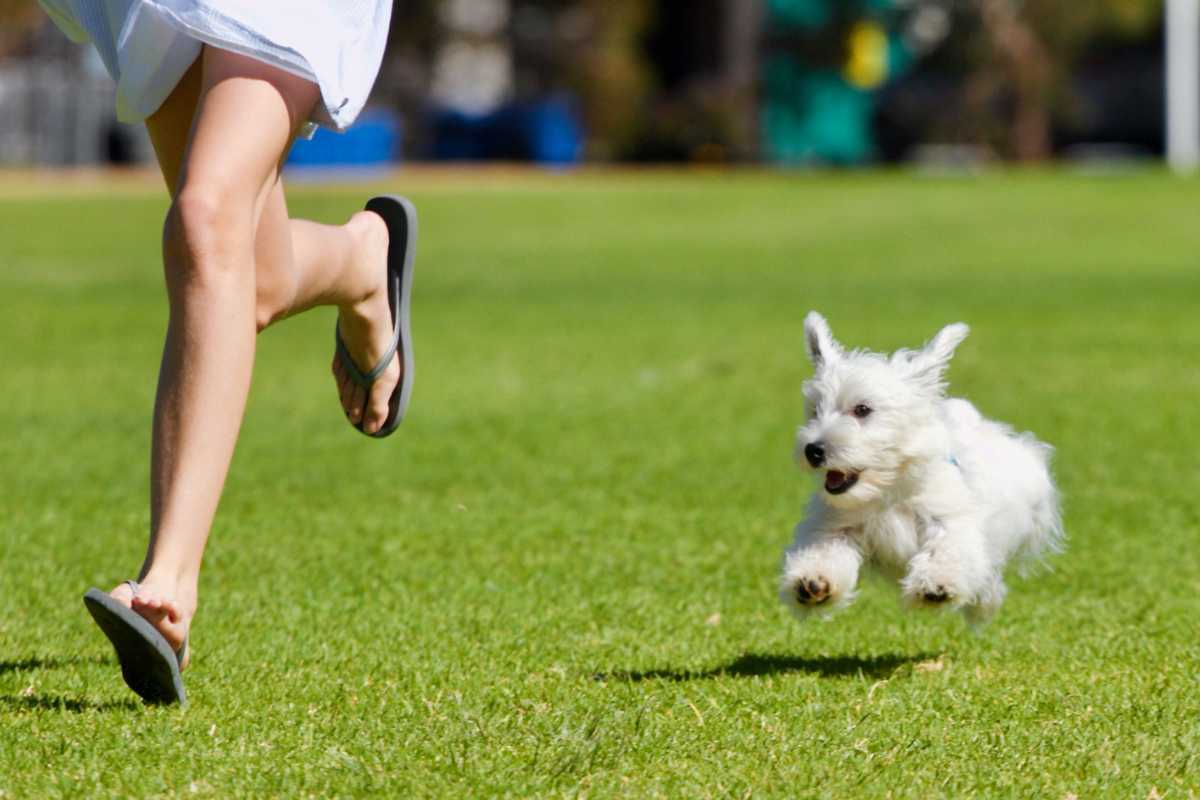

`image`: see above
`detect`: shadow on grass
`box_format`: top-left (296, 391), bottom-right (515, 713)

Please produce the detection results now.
top-left (0, 694), bottom-right (138, 712)
top-left (0, 655), bottom-right (138, 712)
top-left (0, 655), bottom-right (109, 675)
top-left (600, 651), bottom-right (935, 683)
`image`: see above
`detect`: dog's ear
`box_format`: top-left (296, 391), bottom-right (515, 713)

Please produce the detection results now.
top-left (900, 322), bottom-right (969, 392)
top-left (804, 311), bottom-right (841, 369)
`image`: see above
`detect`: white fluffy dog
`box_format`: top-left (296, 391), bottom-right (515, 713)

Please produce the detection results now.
top-left (780, 312), bottom-right (1063, 625)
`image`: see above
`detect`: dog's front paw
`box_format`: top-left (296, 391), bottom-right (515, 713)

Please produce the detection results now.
top-left (792, 576), bottom-right (832, 606)
top-left (917, 585), bottom-right (954, 605)
top-left (902, 580), bottom-right (961, 608)
top-left (782, 572), bottom-right (855, 615)
top-left (779, 535), bottom-right (862, 617)
top-left (901, 554), bottom-right (967, 609)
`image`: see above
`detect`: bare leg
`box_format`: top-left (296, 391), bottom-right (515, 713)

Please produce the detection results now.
top-left (108, 47), bottom-right (400, 663)
top-left (145, 58), bottom-right (400, 431)
top-left (254, 182), bottom-right (401, 429)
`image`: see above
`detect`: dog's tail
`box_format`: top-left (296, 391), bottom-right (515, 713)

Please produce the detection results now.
top-left (1016, 433), bottom-right (1065, 573)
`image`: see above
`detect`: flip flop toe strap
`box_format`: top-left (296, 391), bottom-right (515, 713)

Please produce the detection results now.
top-left (334, 323), bottom-right (401, 389)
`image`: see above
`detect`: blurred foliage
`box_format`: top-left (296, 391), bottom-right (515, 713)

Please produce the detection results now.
top-left (572, 0), bottom-right (656, 159)
top-left (1026, 0), bottom-right (1160, 52)
top-left (962, 0), bottom-right (1161, 160)
top-left (511, 0), bottom-right (655, 159)
top-left (381, 0), bottom-right (653, 159)
top-left (6, 0), bottom-right (1171, 162)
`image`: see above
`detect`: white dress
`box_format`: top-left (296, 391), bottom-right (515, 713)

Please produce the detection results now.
top-left (38, 0), bottom-right (392, 132)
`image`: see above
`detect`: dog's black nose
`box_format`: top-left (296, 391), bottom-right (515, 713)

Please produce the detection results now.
top-left (804, 443), bottom-right (826, 467)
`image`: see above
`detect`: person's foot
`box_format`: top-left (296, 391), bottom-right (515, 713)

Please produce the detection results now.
top-left (331, 210), bottom-right (403, 435)
top-left (110, 578), bottom-right (194, 668)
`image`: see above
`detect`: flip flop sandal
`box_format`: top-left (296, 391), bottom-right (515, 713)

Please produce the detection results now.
top-left (83, 581), bottom-right (188, 706)
top-left (334, 195), bottom-right (417, 438)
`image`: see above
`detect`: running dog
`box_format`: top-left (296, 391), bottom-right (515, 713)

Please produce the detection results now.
top-left (780, 312), bottom-right (1063, 625)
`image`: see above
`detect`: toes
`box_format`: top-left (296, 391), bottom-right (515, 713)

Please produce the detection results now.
top-left (348, 383), bottom-right (366, 426)
top-left (365, 398), bottom-right (388, 434)
top-left (362, 357), bottom-right (399, 434)
top-left (110, 583), bottom-right (135, 606)
top-left (129, 593), bottom-right (188, 651)
top-left (338, 376), bottom-right (357, 419)
top-left (362, 405), bottom-right (382, 435)
top-left (161, 598), bottom-right (182, 624)
top-left (332, 259), bottom-right (402, 433)
top-left (133, 593), bottom-right (172, 616)
top-left (332, 360), bottom-right (352, 411)
top-left (131, 594), bottom-right (159, 611)
top-left (361, 396), bottom-right (384, 434)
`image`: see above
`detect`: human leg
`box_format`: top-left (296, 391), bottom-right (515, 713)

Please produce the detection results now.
top-left (146, 59), bottom-right (401, 435)
top-left (113, 48), bottom-right (319, 655)
top-left (116, 47), bottom-right (402, 660)
top-left (252, 183), bottom-right (402, 433)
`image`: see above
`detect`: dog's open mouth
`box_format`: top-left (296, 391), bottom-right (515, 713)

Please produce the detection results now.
top-left (824, 470), bottom-right (859, 495)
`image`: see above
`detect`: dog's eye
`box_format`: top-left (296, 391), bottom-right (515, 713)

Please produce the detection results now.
top-left (852, 404), bottom-right (872, 419)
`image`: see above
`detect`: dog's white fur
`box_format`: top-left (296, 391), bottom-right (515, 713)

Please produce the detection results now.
top-left (780, 312), bottom-right (1063, 625)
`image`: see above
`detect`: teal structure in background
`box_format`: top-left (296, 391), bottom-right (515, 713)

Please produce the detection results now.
top-left (762, 0), bottom-right (915, 165)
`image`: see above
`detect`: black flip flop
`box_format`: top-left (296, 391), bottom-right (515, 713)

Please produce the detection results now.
top-left (334, 195), bottom-right (417, 438)
top-left (83, 583), bottom-right (187, 706)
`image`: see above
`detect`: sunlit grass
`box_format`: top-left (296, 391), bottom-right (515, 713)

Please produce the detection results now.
top-left (1, 169), bottom-right (1197, 797)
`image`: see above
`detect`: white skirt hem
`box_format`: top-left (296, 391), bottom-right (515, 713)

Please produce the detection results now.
top-left (126, 3), bottom-right (341, 131)
top-left (38, 0), bottom-right (390, 134)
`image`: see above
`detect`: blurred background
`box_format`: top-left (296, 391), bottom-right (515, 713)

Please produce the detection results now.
top-left (0, 0), bottom-right (1191, 171)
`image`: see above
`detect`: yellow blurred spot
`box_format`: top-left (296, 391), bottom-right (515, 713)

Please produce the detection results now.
top-left (844, 21), bottom-right (888, 90)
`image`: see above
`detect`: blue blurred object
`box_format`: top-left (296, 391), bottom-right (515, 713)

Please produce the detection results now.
top-left (286, 108), bottom-right (401, 168)
top-left (431, 96), bottom-right (582, 165)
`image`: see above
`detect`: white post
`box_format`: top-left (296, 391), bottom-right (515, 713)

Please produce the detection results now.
top-left (1167, 0), bottom-right (1200, 173)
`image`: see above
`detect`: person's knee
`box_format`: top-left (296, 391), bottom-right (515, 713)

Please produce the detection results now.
top-left (164, 180), bottom-right (254, 286)
top-left (167, 184), bottom-right (224, 258)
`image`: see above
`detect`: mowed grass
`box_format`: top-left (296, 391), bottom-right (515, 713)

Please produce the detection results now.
top-left (1, 169), bottom-right (1198, 798)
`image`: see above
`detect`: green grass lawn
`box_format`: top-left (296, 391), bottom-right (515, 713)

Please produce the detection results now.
top-left (1, 169), bottom-right (1197, 798)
